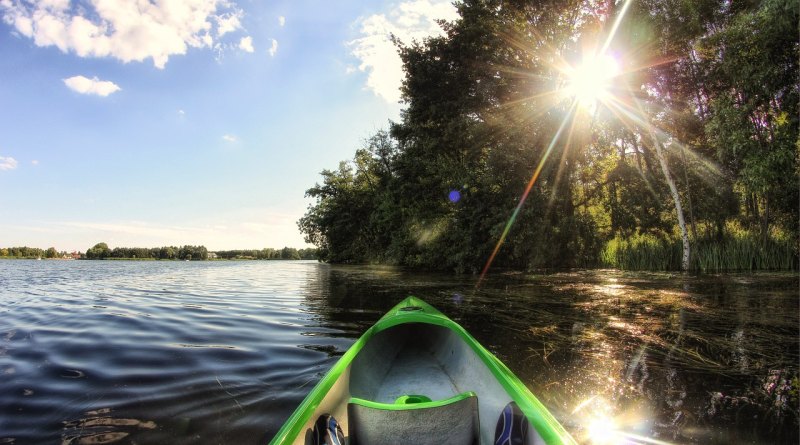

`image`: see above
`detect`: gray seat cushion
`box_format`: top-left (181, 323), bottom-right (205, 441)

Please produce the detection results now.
top-left (347, 392), bottom-right (479, 445)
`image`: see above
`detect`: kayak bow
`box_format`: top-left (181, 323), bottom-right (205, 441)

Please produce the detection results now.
top-left (269, 296), bottom-right (576, 445)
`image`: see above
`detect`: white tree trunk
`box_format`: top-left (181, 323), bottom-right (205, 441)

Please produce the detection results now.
top-left (654, 140), bottom-right (691, 270)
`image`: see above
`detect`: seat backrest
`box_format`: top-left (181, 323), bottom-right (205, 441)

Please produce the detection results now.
top-left (347, 392), bottom-right (479, 445)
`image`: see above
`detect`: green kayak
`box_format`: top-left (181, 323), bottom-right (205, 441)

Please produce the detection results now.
top-left (269, 296), bottom-right (576, 445)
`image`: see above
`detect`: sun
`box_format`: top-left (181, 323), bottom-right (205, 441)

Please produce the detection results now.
top-left (564, 53), bottom-right (620, 111)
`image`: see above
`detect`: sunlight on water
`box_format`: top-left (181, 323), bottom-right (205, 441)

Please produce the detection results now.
top-left (0, 262), bottom-right (796, 444)
top-left (587, 416), bottom-right (618, 444)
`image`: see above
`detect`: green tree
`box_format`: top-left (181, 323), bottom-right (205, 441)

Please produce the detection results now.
top-left (299, 158), bottom-right (382, 263)
top-left (160, 246), bottom-right (176, 259)
top-left (298, 0), bottom-right (798, 272)
top-left (704, 0), bottom-right (799, 242)
top-left (86, 242), bottom-right (111, 259)
top-left (280, 247), bottom-right (301, 260)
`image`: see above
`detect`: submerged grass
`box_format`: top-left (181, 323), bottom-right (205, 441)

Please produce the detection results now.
top-left (601, 225), bottom-right (798, 272)
top-left (507, 272), bottom-right (800, 440)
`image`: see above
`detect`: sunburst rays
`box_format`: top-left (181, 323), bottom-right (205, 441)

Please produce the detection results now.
top-left (475, 0), bottom-right (721, 286)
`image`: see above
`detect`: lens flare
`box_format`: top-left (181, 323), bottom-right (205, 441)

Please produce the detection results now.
top-left (477, 104), bottom-right (576, 286)
top-left (475, 0), bottom-right (721, 286)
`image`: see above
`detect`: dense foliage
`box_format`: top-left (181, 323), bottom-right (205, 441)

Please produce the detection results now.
top-left (82, 243), bottom-right (318, 261)
top-left (85, 242), bottom-right (209, 260)
top-left (1, 244), bottom-right (318, 261)
top-left (213, 247), bottom-right (317, 260)
top-left (300, 0), bottom-right (798, 272)
top-left (0, 246), bottom-right (64, 259)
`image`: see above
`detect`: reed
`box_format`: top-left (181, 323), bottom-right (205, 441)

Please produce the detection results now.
top-left (601, 225), bottom-right (798, 272)
top-left (601, 233), bottom-right (681, 271)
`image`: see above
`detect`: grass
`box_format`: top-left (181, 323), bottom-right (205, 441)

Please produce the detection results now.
top-left (601, 233), bottom-right (682, 270)
top-left (601, 224), bottom-right (798, 271)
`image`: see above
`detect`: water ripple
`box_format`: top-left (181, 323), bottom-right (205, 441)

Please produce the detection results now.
top-left (0, 261), bottom-right (797, 444)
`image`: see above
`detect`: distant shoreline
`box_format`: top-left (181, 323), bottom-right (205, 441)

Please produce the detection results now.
top-left (2, 244), bottom-right (318, 261)
top-left (0, 256), bottom-right (317, 261)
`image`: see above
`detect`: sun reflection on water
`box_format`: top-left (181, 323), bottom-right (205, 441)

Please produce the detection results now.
top-left (587, 415), bottom-right (619, 444)
top-left (573, 395), bottom-right (677, 445)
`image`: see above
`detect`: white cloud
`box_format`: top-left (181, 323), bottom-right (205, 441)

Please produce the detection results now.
top-left (178, 109), bottom-right (186, 116)
top-left (0, 156), bottom-right (18, 171)
top-left (216, 10), bottom-right (242, 37)
top-left (222, 134), bottom-right (238, 142)
top-left (63, 75), bottom-right (121, 96)
top-left (349, 0), bottom-right (458, 102)
top-left (238, 35), bottom-right (254, 53)
top-left (31, 160), bottom-right (39, 166)
top-left (268, 38), bottom-right (278, 57)
top-left (278, 16), bottom-right (285, 27)
top-left (0, 0), bottom-right (246, 69)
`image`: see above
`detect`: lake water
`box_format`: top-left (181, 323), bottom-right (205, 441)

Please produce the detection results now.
top-left (0, 260), bottom-right (797, 444)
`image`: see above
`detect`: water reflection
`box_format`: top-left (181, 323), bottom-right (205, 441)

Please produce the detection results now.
top-left (62, 408), bottom-right (156, 444)
top-left (0, 261), bottom-right (796, 444)
top-left (304, 268), bottom-right (798, 444)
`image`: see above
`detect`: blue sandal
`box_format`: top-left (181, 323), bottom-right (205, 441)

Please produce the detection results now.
top-left (312, 414), bottom-right (345, 445)
top-left (495, 401), bottom-right (529, 445)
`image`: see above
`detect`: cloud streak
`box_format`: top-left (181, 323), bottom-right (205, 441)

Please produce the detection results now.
top-left (349, 0), bottom-right (458, 102)
top-left (268, 38), bottom-right (278, 57)
top-left (0, 0), bottom-right (246, 68)
top-left (60, 220), bottom-right (212, 240)
top-left (63, 75), bottom-right (121, 96)
top-left (0, 156), bottom-right (18, 171)
top-left (45, 217), bottom-right (308, 250)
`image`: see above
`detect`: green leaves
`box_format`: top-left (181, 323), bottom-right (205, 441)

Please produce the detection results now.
top-left (298, 0), bottom-right (798, 271)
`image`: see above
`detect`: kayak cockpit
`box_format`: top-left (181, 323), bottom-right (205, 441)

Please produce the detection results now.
top-left (350, 323), bottom-right (461, 403)
top-left (293, 322), bottom-right (546, 444)
top-left (271, 297), bottom-right (574, 445)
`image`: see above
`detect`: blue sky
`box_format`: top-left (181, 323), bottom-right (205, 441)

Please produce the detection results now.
top-left (0, 0), bottom-right (458, 251)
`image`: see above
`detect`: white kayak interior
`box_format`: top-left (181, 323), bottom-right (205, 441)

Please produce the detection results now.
top-left (297, 322), bottom-right (546, 445)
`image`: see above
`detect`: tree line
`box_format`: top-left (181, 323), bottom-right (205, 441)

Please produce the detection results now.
top-left (84, 243), bottom-right (317, 261)
top-left (0, 244), bottom-right (318, 261)
top-left (0, 246), bottom-right (65, 259)
top-left (299, 0), bottom-right (798, 272)
top-left (84, 243), bottom-right (209, 260)
top-left (213, 248), bottom-right (318, 260)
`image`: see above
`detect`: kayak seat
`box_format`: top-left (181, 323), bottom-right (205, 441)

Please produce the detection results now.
top-left (346, 391), bottom-right (479, 445)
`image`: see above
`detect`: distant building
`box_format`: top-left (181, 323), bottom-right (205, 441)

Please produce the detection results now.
top-left (208, 252), bottom-right (218, 259)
